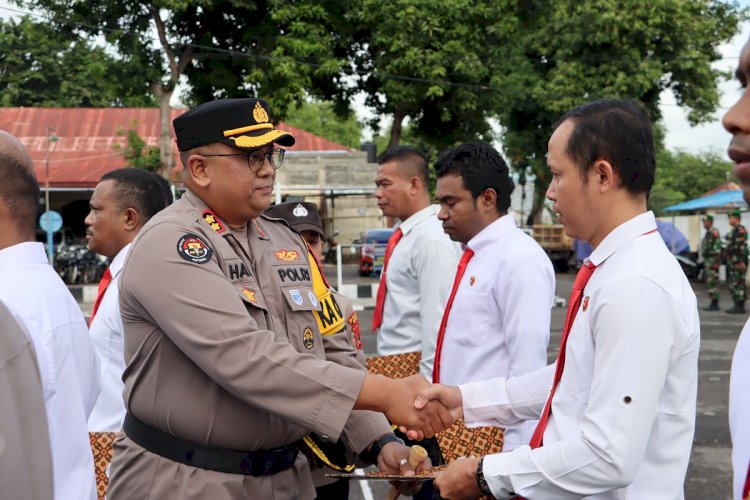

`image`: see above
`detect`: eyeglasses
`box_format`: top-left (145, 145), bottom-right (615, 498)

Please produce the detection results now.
top-left (202, 148), bottom-right (285, 172)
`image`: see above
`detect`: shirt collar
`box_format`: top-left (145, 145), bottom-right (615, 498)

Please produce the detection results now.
top-left (108, 243), bottom-right (131, 277)
top-left (466, 213), bottom-right (516, 252)
top-left (587, 211), bottom-right (657, 267)
top-left (0, 241), bottom-right (47, 267)
top-left (397, 204), bottom-right (439, 236)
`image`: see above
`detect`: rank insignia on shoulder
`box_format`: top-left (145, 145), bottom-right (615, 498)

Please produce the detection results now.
top-left (275, 249), bottom-right (299, 262)
top-left (242, 288), bottom-right (257, 303)
top-left (202, 210), bottom-right (226, 234)
top-left (177, 234), bottom-right (213, 264)
top-left (348, 312), bottom-right (362, 350)
top-left (290, 289), bottom-right (303, 305)
top-left (303, 327), bottom-right (314, 350)
top-left (582, 296), bottom-right (590, 311)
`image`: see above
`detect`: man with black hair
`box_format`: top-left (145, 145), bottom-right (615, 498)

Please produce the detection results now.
top-left (106, 99), bottom-right (446, 500)
top-left (86, 167), bottom-right (171, 432)
top-left (432, 142), bottom-right (554, 452)
top-left (0, 130), bottom-right (100, 500)
top-left (416, 101), bottom-right (699, 499)
top-left (372, 146), bottom-right (461, 379)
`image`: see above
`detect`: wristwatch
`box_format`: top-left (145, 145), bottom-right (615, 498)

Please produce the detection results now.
top-left (476, 457), bottom-right (493, 496)
top-left (360, 433), bottom-right (404, 465)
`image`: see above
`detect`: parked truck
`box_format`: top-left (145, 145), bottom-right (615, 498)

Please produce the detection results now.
top-left (532, 224), bottom-right (575, 273)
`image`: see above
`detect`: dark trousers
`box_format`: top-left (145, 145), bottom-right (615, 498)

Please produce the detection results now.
top-left (315, 478), bottom-right (349, 499)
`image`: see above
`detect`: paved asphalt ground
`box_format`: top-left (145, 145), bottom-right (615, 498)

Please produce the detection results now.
top-left (75, 265), bottom-right (742, 499)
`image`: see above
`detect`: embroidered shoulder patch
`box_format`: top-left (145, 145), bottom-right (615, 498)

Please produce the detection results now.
top-left (177, 234), bottom-right (213, 264)
top-left (202, 210), bottom-right (225, 234)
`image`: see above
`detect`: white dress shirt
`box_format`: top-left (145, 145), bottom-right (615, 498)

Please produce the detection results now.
top-left (460, 211), bottom-right (699, 499)
top-left (0, 242), bottom-right (100, 500)
top-left (376, 204), bottom-right (462, 378)
top-left (440, 214), bottom-right (554, 450)
top-left (731, 319), bottom-right (750, 500)
top-left (88, 243), bottom-right (130, 432)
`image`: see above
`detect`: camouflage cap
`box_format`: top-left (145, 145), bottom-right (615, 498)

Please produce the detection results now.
top-left (703, 214), bottom-right (714, 222)
top-left (264, 202), bottom-right (324, 238)
top-left (730, 209), bottom-right (743, 218)
top-left (173, 98), bottom-right (295, 152)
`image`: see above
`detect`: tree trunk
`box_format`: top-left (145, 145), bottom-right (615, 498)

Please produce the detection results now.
top-left (388, 106), bottom-right (408, 148)
top-left (528, 175), bottom-right (549, 225)
top-left (154, 85), bottom-right (174, 178)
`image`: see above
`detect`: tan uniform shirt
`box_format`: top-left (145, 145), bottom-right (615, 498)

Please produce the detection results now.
top-left (107, 191), bottom-right (367, 500)
top-left (0, 301), bottom-right (53, 500)
top-left (311, 292), bottom-right (391, 487)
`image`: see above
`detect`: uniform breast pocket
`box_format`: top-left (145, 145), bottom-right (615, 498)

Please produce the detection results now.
top-left (449, 290), bottom-right (491, 346)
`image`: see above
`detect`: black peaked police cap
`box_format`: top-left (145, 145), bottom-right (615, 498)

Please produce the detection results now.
top-left (265, 202), bottom-right (325, 238)
top-left (173, 98), bottom-right (295, 152)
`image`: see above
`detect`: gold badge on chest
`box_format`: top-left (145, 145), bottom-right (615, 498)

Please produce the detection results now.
top-left (303, 327), bottom-right (315, 350)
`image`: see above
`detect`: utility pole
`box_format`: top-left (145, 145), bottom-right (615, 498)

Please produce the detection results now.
top-left (44, 127), bottom-right (59, 265)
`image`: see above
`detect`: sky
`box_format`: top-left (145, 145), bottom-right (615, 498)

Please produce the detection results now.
top-left (1, 0), bottom-right (749, 156)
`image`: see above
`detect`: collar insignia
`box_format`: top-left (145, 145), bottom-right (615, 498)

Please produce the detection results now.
top-left (202, 210), bottom-right (226, 234)
top-left (276, 249), bottom-right (299, 262)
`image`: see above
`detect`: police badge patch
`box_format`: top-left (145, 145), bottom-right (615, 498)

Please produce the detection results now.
top-left (308, 291), bottom-right (318, 307)
top-left (290, 289), bottom-right (303, 305)
top-left (303, 327), bottom-right (315, 350)
top-left (177, 234), bottom-right (213, 264)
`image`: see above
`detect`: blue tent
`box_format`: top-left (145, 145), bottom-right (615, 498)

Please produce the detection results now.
top-left (663, 190), bottom-right (746, 212)
top-left (574, 220), bottom-right (689, 259)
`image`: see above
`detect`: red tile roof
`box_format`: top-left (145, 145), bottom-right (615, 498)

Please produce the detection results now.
top-left (0, 107), bottom-right (351, 188)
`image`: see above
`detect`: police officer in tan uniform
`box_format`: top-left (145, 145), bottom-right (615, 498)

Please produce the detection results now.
top-left (266, 201), bottom-right (371, 498)
top-left (107, 98), bottom-right (448, 500)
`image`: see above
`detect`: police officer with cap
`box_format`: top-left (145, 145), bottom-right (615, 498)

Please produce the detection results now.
top-left (107, 98), bottom-right (447, 500)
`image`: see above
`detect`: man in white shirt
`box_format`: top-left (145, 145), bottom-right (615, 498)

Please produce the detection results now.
top-left (720, 35), bottom-right (750, 500)
top-left (432, 142), bottom-right (554, 450)
top-left (0, 130), bottom-right (101, 500)
top-left (87, 168), bottom-right (171, 432)
top-left (415, 100), bottom-right (700, 499)
top-left (373, 146), bottom-right (461, 378)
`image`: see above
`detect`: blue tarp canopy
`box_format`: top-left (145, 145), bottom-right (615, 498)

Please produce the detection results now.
top-left (663, 190), bottom-right (747, 212)
top-left (575, 220), bottom-right (689, 259)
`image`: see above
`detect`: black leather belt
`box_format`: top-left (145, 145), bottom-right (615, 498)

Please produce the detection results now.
top-left (123, 413), bottom-right (301, 476)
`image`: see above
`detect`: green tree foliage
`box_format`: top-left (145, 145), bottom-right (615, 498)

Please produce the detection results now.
top-left (113, 123), bottom-right (162, 172)
top-left (263, 0), bottom-right (519, 149)
top-left (284, 101), bottom-right (363, 149)
top-left (650, 149), bottom-right (734, 215)
top-left (0, 17), bottom-right (154, 107)
top-left (500, 0), bottom-right (744, 223)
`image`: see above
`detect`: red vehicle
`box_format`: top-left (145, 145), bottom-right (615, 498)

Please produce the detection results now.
top-left (358, 228), bottom-right (395, 276)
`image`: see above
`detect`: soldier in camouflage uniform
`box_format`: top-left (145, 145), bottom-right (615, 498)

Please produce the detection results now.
top-left (725, 209), bottom-right (749, 314)
top-left (701, 214), bottom-right (723, 310)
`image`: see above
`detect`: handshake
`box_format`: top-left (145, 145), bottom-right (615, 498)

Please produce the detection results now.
top-left (355, 374), bottom-right (464, 440)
